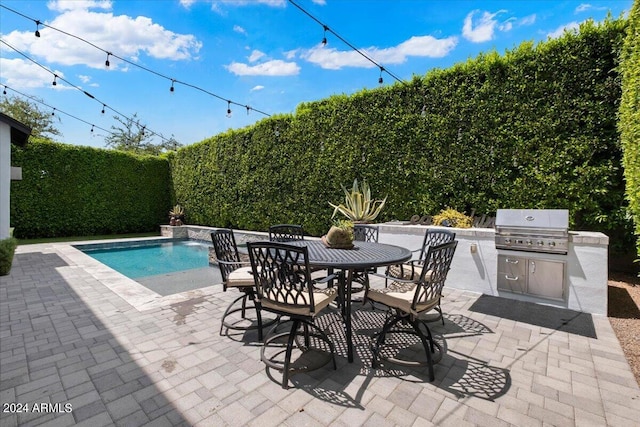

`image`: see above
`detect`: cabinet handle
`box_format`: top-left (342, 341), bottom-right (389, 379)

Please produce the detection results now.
top-left (505, 258), bottom-right (519, 264)
top-left (530, 261), bottom-right (536, 274)
top-left (505, 275), bottom-right (519, 281)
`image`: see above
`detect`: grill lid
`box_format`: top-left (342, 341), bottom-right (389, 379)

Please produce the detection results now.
top-left (495, 209), bottom-right (568, 230)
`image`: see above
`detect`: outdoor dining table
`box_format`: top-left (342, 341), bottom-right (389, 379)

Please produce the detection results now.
top-left (286, 239), bottom-right (412, 363)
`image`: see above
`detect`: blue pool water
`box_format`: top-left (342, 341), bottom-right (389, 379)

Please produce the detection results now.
top-left (82, 241), bottom-right (211, 279)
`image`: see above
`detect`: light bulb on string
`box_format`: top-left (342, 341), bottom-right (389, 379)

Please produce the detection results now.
top-left (90, 125), bottom-right (94, 134)
top-left (101, 104), bottom-right (106, 114)
top-left (170, 80), bottom-right (175, 93)
top-left (52, 75), bottom-right (58, 86)
top-left (246, 105), bottom-right (251, 115)
top-left (378, 67), bottom-right (384, 85)
top-left (322, 25), bottom-right (328, 45)
top-left (34, 20), bottom-right (41, 37)
top-left (141, 125), bottom-right (146, 136)
top-left (51, 108), bottom-right (56, 116)
top-left (105, 52), bottom-right (111, 67)
top-left (226, 101), bottom-right (232, 118)
top-left (3, 86), bottom-right (6, 95)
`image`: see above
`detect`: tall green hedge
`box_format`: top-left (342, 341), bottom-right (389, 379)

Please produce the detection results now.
top-left (170, 17), bottom-right (632, 249)
top-left (10, 139), bottom-right (171, 238)
top-left (620, 0), bottom-right (640, 260)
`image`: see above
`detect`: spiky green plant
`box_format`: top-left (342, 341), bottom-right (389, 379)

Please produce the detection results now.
top-left (329, 179), bottom-right (387, 223)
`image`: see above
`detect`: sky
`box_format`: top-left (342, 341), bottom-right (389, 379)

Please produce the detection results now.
top-left (0, 0), bottom-right (633, 149)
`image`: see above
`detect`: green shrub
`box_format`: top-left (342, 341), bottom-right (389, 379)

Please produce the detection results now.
top-left (432, 208), bottom-right (473, 228)
top-left (170, 17), bottom-right (630, 249)
top-left (619, 0), bottom-right (640, 261)
top-left (10, 139), bottom-right (171, 238)
top-left (0, 238), bottom-right (18, 276)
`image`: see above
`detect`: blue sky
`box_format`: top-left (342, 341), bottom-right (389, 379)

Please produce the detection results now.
top-left (0, 0), bottom-right (633, 149)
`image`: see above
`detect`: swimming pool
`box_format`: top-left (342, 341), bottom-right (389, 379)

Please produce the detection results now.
top-left (79, 240), bottom-right (212, 279)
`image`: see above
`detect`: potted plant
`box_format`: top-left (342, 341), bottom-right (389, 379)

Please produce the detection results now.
top-left (0, 237), bottom-right (18, 276)
top-left (169, 204), bottom-right (185, 226)
top-left (329, 179), bottom-right (387, 223)
top-left (322, 219), bottom-right (355, 249)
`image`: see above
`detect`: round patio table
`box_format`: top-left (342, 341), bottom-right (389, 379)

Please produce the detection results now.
top-left (286, 239), bottom-right (411, 362)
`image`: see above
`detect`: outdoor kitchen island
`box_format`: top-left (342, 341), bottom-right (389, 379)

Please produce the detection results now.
top-left (376, 218), bottom-right (609, 316)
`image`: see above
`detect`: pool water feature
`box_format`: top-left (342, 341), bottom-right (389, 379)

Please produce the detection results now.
top-left (78, 239), bottom-right (222, 296)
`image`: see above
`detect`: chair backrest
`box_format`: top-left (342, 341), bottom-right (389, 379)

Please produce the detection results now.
top-left (247, 241), bottom-right (317, 313)
top-left (353, 224), bottom-right (379, 242)
top-left (413, 240), bottom-right (458, 311)
top-left (211, 229), bottom-right (242, 282)
top-left (417, 229), bottom-right (456, 264)
top-left (269, 224), bottom-right (305, 242)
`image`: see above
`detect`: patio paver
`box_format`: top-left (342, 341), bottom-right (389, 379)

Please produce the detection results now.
top-left (1, 241), bottom-right (639, 426)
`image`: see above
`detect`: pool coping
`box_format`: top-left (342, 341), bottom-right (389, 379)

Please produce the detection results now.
top-left (27, 236), bottom-right (224, 312)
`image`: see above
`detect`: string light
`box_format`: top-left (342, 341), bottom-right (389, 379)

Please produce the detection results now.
top-left (51, 108), bottom-right (56, 116)
top-left (90, 125), bottom-right (94, 133)
top-left (34, 20), bottom-right (41, 37)
top-left (1, 40), bottom-right (173, 143)
top-left (288, 0), bottom-right (404, 85)
top-left (379, 67), bottom-right (384, 85)
top-left (246, 105), bottom-right (251, 115)
top-left (141, 125), bottom-right (146, 136)
top-left (4, 84), bottom-right (116, 139)
top-left (322, 25), bottom-right (328, 45)
top-left (2, 86), bottom-right (6, 95)
top-left (52, 75), bottom-right (58, 86)
top-left (105, 52), bottom-right (110, 67)
top-left (101, 104), bottom-right (106, 114)
top-left (226, 100), bottom-right (232, 118)
top-left (0, 4), bottom-right (272, 118)
top-left (170, 80), bottom-right (175, 92)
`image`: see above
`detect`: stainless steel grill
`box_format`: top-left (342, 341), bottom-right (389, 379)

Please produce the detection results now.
top-left (495, 209), bottom-right (569, 301)
top-left (495, 209), bottom-right (569, 255)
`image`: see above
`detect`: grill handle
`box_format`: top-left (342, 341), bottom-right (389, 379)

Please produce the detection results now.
top-left (505, 258), bottom-right (519, 264)
top-left (505, 275), bottom-right (519, 281)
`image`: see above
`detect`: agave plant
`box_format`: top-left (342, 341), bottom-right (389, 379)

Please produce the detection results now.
top-left (169, 204), bottom-right (185, 225)
top-left (329, 179), bottom-right (387, 223)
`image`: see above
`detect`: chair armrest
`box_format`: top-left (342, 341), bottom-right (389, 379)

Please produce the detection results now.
top-left (370, 271), bottom-right (419, 284)
top-left (312, 273), bottom-right (340, 285)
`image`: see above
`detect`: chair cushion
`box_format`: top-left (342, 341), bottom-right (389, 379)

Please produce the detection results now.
top-left (226, 266), bottom-right (255, 288)
top-left (261, 287), bottom-right (338, 317)
top-left (367, 277), bottom-right (438, 317)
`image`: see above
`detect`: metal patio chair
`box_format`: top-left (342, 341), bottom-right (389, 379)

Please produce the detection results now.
top-left (384, 228), bottom-right (456, 323)
top-left (247, 241), bottom-right (338, 389)
top-left (211, 228), bottom-right (275, 341)
top-left (368, 240), bottom-right (458, 381)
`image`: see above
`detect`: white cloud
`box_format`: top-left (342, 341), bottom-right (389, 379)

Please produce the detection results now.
top-left (233, 25), bottom-right (247, 35)
top-left (520, 14), bottom-right (537, 26)
top-left (299, 35), bottom-right (457, 70)
top-left (1, 8), bottom-right (202, 70)
top-left (78, 75), bottom-right (92, 83)
top-left (462, 10), bottom-right (507, 43)
top-left (47, 0), bottom-right (112, 12)
top-left (547, 21), bottom-right (580, 38)
top-left (248, 50), bottom-right (266, 62)
top-left (250, 85), bottom-right (265, 92)
top-left (226, 59), bottom-right (300, 76)
top-left (0, 57), bottom-right (64, 89)
top-left (311, 0), bottom-right (327, 5)
top-left (575, 3), bottom-right (592, 13)
top-left (179, 0), bottom-right (196, 8)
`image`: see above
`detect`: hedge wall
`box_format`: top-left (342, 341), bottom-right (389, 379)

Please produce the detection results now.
top-left (170, 17), bottom-right (632, 250)
top-left (619, 0), bottom-right (640, 259)
top-left (10, 139), bottom-right (171, 238)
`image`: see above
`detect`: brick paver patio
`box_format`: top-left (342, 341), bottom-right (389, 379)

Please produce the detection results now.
top-left (1, 241), bottom-right (639, 426)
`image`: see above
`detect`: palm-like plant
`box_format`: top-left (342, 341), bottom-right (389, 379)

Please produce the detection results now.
top-left (329, 179), bottom-right (387, 223)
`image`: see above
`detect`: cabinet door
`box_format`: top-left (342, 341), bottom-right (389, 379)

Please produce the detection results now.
top-left (527, 259), bottom-right (565, 300)
top-left (497, 255), bottom-right (527, 293)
